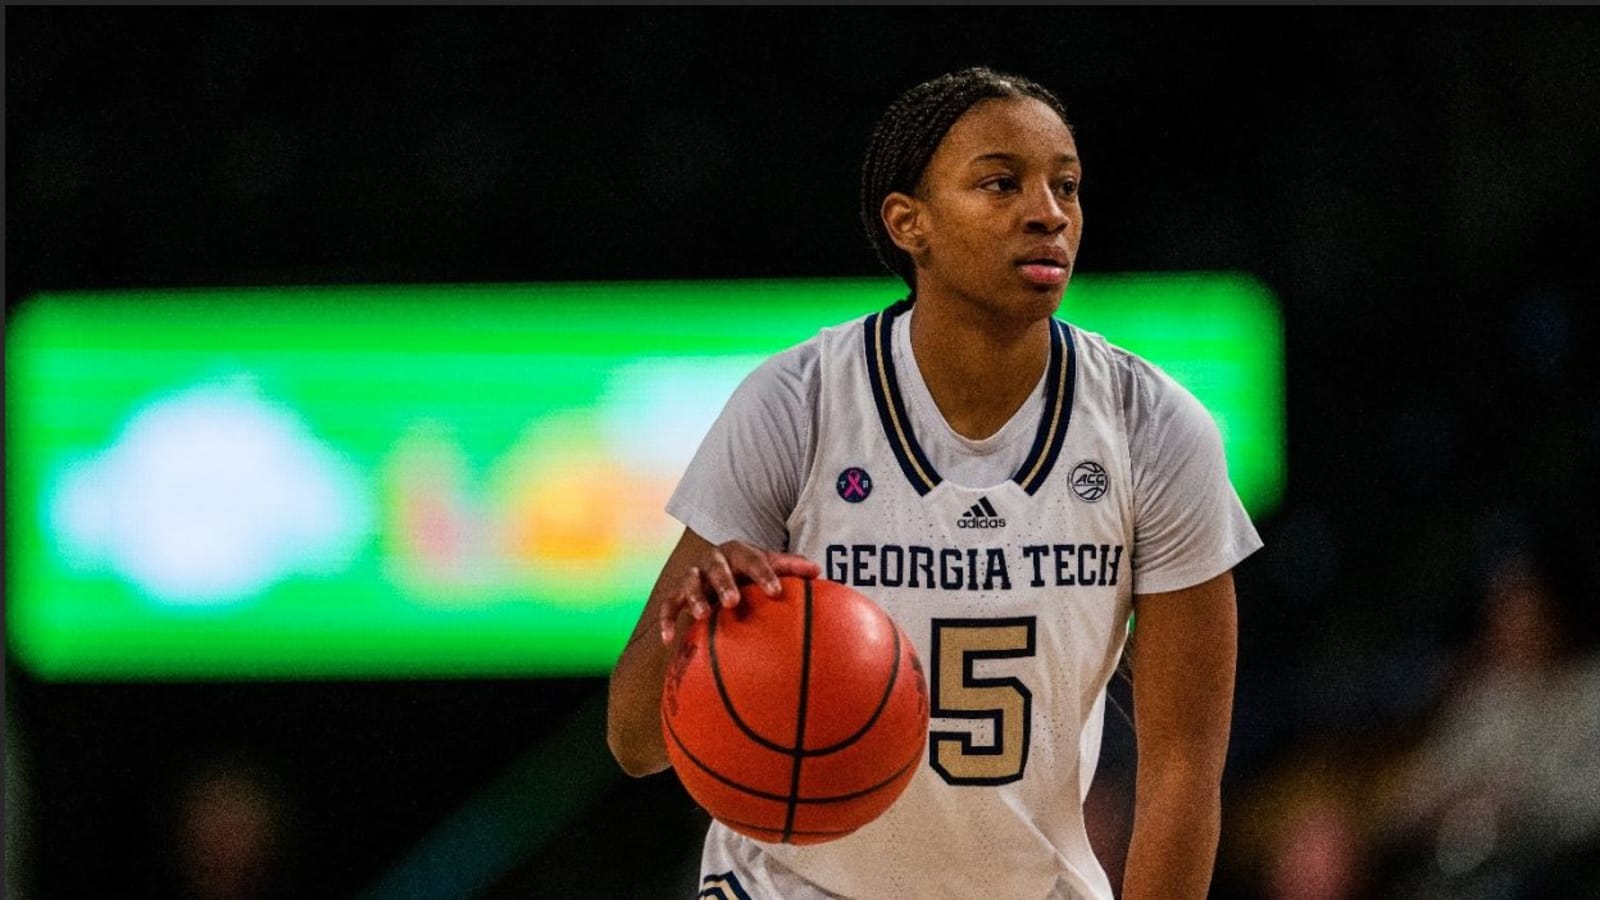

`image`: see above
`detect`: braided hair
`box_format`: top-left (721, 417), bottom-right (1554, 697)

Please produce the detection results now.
top-left (860, 67), bottom-right (1073, 292)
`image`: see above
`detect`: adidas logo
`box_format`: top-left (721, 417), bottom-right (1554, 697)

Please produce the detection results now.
top-left (957, 496), bottom-right (1006, 529)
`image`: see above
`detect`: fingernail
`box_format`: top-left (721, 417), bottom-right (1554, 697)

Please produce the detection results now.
top-left (765, 579), bottom-right (781, 595)
top-left (722, 589), bottom-right (738, 606)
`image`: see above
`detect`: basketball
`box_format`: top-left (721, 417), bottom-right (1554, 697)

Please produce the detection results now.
top-left (660, 576), bottom-right (930, 845)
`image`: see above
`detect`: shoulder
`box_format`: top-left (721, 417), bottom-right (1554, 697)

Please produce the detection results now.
top-left (1066, 327), bottom-right (1224, 492)
top-left (725, 327), bottom-right (840, 435)
top-left (1060, 325), bottom-right (1210, 426)
top-left (1082, 333), bottom-right (1215, 442)
top-left (737, 311), bottom-right (877, 400)
top-left (742, 336), bottom-right (820, 399)
top-left (1085, 332), bottom-right (1263, 591)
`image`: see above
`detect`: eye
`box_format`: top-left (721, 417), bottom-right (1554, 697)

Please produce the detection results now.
top-left (1056, 177), bottom-right (1080, 198)
top-left (980, 175), bottom-right (1020, 194)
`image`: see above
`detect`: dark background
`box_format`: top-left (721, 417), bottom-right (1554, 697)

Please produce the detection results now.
top-left (7, 7), bottom-right (1600, 898)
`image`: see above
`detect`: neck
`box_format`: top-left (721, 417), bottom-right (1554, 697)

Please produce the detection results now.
top-left (908, 297), bottom-right (1052, 441)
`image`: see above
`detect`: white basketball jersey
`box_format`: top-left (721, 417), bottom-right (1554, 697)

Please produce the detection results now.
top-left (700, 300), bottom-right (1135, 899)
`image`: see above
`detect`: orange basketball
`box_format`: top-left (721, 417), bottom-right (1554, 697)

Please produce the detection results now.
top-left (661, 575), bottom-right (929, 845)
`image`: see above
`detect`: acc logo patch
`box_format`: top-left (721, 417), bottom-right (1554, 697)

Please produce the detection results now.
top-left (1070, 460), bottom-right (1108, 502)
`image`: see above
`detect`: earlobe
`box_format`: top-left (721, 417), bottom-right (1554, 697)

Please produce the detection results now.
top-left (881, 192), bottom-right (927, 257)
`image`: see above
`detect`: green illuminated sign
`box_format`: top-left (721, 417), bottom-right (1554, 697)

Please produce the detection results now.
top-left (5, 275), bottom-right (1283, 680)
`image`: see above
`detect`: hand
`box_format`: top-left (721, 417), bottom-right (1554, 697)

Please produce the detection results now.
top-left (658, 541), bottom-right (822, 644)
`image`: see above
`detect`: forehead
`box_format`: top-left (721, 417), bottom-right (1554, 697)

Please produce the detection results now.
top-left (932, 96), bottom-right (1078, 168)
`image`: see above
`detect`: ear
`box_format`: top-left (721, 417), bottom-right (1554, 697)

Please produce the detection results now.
top-left (880, 191), bottom-right (928, 259)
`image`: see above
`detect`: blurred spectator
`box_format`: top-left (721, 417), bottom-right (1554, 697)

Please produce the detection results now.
top-left (1266, 793), bottom-right (1364, 900)
top-left (1228, 741), bottom-right (1373, 900)
top-left (166, 752), bottom-right (298, 900)
top-left (1374, 524), bottom-right (1600, 897)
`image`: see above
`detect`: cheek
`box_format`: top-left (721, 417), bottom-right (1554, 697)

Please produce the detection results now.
top-left (928, 203), bottom-right (1002, 256)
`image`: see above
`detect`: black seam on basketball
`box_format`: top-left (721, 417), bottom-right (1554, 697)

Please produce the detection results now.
top-left (802, 606), bottom-right (902, 756)
top-left (663, 708), bottom-right (799, 804)
top-left (708, 603), bottom-right (799, 755)
top-left (672, 583), bottom-right (925, 833)
top-left (711, 814), bottom-right (860, 840)
top-left (782, 578), bottom-right (816, 842)
top-left (665, 707), bottom-right (915, 807)
top-left (664, 706), bottom-right (924, 806)
top-left (791, 737), bottom-right (925, 804)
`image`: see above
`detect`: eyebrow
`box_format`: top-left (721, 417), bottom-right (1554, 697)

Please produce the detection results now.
top-left (969, 152), bottom-right (1080, 166)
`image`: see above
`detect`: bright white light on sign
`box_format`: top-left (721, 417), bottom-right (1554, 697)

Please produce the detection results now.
top-left (51, 378), bottom-right (372, 605)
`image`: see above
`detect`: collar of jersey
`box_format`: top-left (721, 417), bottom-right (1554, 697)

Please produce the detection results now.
top-left (862, 298), bottom-right (1077, 496)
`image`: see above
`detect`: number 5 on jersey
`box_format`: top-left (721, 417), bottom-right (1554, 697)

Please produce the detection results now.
top-left (928, 617), bottom-right (1037, 785)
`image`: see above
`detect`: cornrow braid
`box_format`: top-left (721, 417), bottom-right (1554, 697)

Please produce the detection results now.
top-left (860, 67), bottom-right (1073, 293)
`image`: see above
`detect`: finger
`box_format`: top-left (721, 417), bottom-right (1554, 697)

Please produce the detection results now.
top-left (659, 567), bottom-right (704, 644)
top-left (767, 551), bottom-right (823, 580)
top-left (658, 588), bottom-right (680, 645)
top-left (702, 550), bottom-right (743, 607)
top-left (721, 542), bottom-right (783, 596)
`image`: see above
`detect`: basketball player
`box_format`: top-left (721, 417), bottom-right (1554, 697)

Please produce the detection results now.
top-left (608, 67), bottom-right (1262, 899)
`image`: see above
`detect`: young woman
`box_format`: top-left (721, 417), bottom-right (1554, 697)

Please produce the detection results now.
top-left (608, 67), bottom-right (1261, 899)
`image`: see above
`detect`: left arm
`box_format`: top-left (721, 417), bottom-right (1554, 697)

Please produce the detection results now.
top-left (1121, 569), bottom-right (1238, 900)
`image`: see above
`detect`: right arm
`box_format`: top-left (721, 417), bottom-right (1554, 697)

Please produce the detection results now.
top-left (605, 528), bottom-right (820, 776)
top-left (608, 343), bottom-right (819, 775)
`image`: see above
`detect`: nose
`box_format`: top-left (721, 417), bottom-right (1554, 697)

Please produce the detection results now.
top-left (1023, 183), bottom-right (1070, 234)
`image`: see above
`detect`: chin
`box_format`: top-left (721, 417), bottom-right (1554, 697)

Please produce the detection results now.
top-left (1023, 283), bottom-right (1068, 315)
top-left (985, 290), bottom-right (1062, 328)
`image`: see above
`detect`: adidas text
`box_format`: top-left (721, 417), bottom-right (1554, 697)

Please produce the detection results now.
top-left (958, 497), bottom-right (1006, 529)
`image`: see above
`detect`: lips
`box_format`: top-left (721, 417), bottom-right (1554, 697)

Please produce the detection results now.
top-left (1015, 248), bottom-right (1071, 286)
top-left (1017, 262), bottom-right (1069, 286)
top-left (1017, 246), bottom-right (1071, 266)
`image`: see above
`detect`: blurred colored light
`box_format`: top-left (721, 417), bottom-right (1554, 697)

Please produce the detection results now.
top-left (5, 275), bottom-right (1284, 679)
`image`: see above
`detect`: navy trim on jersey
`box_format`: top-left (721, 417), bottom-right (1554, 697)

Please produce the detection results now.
top-left (1012, 320), bottom-right (1076, 495)
top-left (865, 301), bottom-right (1077, 495)
top-left (700, 872), bottom-right (755, 900)
top-left (864, 299), bottom-right (940, 495)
